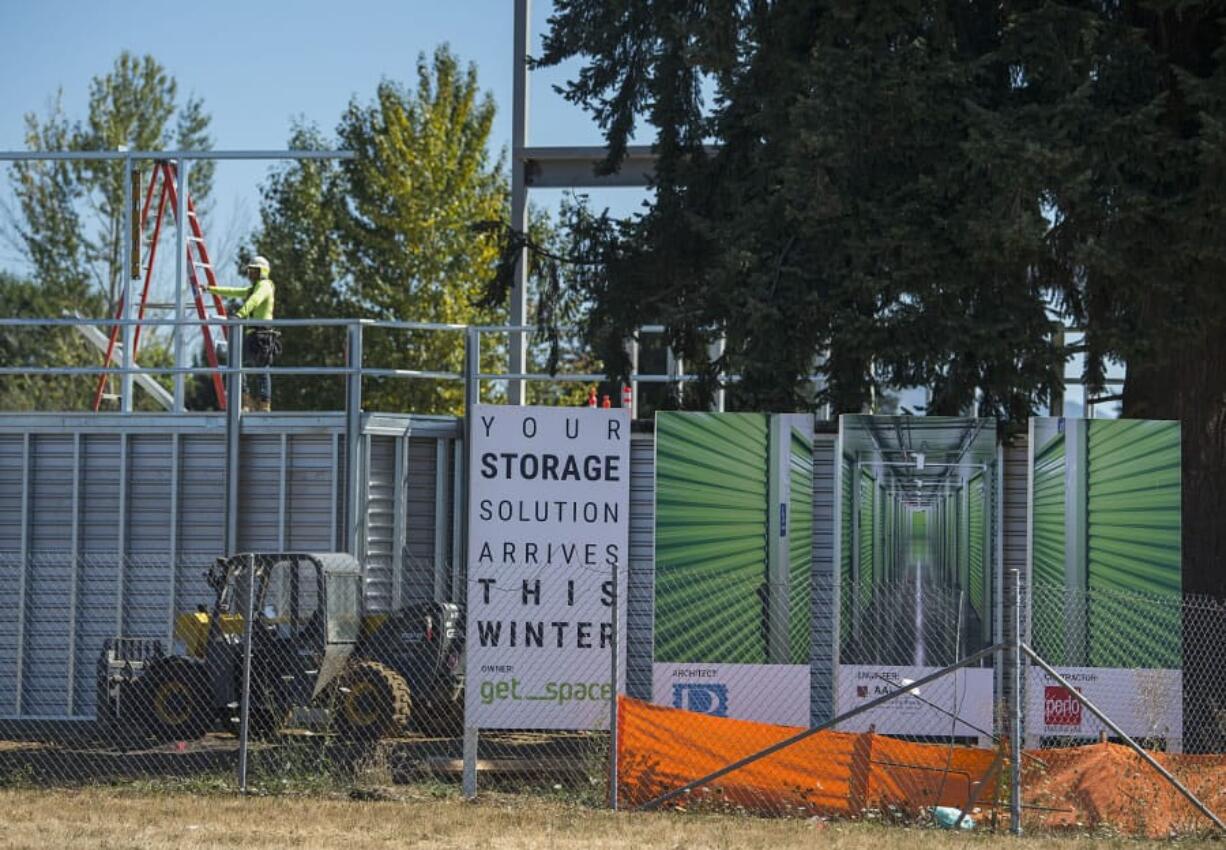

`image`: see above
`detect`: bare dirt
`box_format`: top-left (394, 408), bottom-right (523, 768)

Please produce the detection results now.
top-left (1023, 742), bottom-right (1226, 837)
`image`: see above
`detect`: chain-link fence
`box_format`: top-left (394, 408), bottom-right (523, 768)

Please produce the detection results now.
top-left (1022, 582), bottom-right (1226, 835)
top-left (626, 575), bottom-right (1006, 824)
top-left (2, 555), bottom-right (1224, 838)
top-left (0, 551), bottom-right (612, 803)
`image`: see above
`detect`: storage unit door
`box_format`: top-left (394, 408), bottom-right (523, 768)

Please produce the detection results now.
top-left (655, 413), bottom-right (769, 663)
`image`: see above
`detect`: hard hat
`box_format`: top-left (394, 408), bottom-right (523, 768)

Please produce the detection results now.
top-left (246, 255), bottom-right (271, 273)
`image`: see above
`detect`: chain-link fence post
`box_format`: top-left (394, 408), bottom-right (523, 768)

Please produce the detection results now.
top-left (1009, 568), bottom-right (1022, 835)
top-left (461, 325), bottom-right (478, 801)
top-left (610, 556), bottom-right (619, 811)
top-left (238, 554), bottom-right (255, 793)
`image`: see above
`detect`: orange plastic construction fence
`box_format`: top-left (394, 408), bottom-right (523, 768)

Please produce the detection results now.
top-left (617, 696), bottom-right (1000, 817)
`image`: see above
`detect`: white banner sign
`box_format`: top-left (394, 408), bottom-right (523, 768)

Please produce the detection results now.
top-left (836, 665), bottom-right (995, 746)
top-left (653, 663), bottom-right (810, 726)
top-left (465, 405), bottom-right (630, 729)
top-left (1025, 666), bottom-right (1183, 751)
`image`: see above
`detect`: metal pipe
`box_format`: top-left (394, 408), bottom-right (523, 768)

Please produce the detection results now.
top-left (0, 317), bottom-right (471, 329)
top-left (610, 556), bottom-right (619, 811)
top-left (120, 154), bottom-right (134, 413)
top-left (638, 642), bottom-right (1005, 811)
top-left (1023, 646), bottom-right (1225, 832)
top-left (462, 324), bottom-right (479, 798)
top-left (225, 324), bottom-right (243, 555)
top-left (345, 324), bottom-right (364, 556)
top-left (173, 159), bottom-right (188, 411)
top-left (1010, 568), bottom-right (1023, 835)
top-left (508, 0), bottom-right (531, 406)
top-left (0, 149), bottom-right (356, 161)
top-left (238, 554), bottom-right (256, 792)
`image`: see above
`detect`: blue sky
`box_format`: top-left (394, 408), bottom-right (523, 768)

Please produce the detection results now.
top-left (0, 0), bottom-right (648, 270)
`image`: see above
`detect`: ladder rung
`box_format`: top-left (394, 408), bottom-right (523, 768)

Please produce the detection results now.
top-left (143, 302), bottom-right (175, 309)
top-left (101, 393), bottom-right (119, 400)
top-left (193, 262), bottom-right (212, 269)
top-left (188, 236), bottom-right (205, 243)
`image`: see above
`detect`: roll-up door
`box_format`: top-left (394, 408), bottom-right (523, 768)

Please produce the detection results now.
top-left (858, 470), bottom-right (875, 607)
top-left (968, 474), bottom-right (985, 619)
top-left (788, 429), bottom-right (813, 664)
top-left (1031, 433), bottom-right (1066, 661)
top-left (655, 413), bottom-right (769, 663)
top-left (1086, 419), bottom-right (1181, 668)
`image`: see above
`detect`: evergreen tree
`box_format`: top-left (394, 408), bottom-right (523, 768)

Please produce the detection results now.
top-left (533, 1), bottom-right (1226, 607)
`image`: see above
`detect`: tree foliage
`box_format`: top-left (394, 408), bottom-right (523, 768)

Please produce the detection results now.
top-left (254, 47), bottom-right (549, 414)
top-left (534, 1), bottom-right (1226, 600)
top-left (7, 51), bottom-right (214, 312)
top-left (3, 51), bottom-right (210, 411)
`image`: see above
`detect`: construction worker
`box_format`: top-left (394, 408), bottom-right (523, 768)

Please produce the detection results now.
top-left (206, 256), bottom-right (280, 412)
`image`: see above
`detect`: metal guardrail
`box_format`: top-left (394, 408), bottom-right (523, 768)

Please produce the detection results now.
top-left (0, 317), bottom-right (702, 416)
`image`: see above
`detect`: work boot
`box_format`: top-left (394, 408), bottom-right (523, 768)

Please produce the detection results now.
top-left (241, 392), bottom-right (254, 412)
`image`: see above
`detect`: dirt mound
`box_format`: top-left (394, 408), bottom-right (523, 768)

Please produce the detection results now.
top-left (1024, 742), bottom-right (1226, 837)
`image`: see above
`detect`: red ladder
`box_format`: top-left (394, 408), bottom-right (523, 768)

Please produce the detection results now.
top-left (92, 160), bottom-right (231, 411)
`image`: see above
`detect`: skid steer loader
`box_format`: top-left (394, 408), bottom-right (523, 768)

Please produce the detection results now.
top-left (97, 553), bottom-right (464, 743)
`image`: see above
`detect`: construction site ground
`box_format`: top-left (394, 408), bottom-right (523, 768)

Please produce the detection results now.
top-left (0, 729), bottom-right (603, 787)
top-left (0, 785), bottom-right (1215, 850)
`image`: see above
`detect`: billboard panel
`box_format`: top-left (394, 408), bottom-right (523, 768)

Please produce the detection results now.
top-left (464, 405), bottom-right (630, 730)
top-left (653, 412), bottom-right (813, 725)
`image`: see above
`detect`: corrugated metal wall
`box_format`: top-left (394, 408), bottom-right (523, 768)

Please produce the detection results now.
top-left (625, 432), bottom-right (655, 701)
top-left (1001, 436), bottom-right (1029, 642)
top-left (0, 415), bottom-right (458, 720)
top-left (1, 413), bottom-right (1011, 724)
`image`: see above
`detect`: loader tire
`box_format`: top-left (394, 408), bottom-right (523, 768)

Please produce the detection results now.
top-left (138, 658), bottom-right (211, 742)
top-left (332, 661), bottom-right (411, 741)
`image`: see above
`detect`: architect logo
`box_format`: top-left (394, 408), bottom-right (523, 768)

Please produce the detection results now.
top-left (673, 683), bottom-right (729, 717)
top-left (1045, 685), bottom-right (1083, 727)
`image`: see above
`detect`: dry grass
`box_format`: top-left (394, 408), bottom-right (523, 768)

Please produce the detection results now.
top-left (0, 787), bottom-right (1212, 850)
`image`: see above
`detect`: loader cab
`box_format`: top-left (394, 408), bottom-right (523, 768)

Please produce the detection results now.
top-left (213, 553), bottom-right (362, 650)
top-left (217, 553), bottom-right (364, 714)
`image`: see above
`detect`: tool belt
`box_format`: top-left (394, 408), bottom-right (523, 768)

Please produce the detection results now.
top-left (246, 327), bottom-right (283, 361)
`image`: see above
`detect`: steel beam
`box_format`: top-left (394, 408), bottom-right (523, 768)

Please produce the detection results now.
top-left (120, 155), bottom-right (134, 413)
top-left (0, 149), bottom-right (355, 162)
top-left (508, 0), bottom-right (531, 405)
top-left (116, 433), bottom-right (128, 636)
top-left (173, 159), bottom-right (188, 411)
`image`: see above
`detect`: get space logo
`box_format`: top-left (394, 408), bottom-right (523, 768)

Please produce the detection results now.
top-left (673, 683), bottom-right (729, 717)
top-left (1044, 685), bottom-right (1083, 727)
